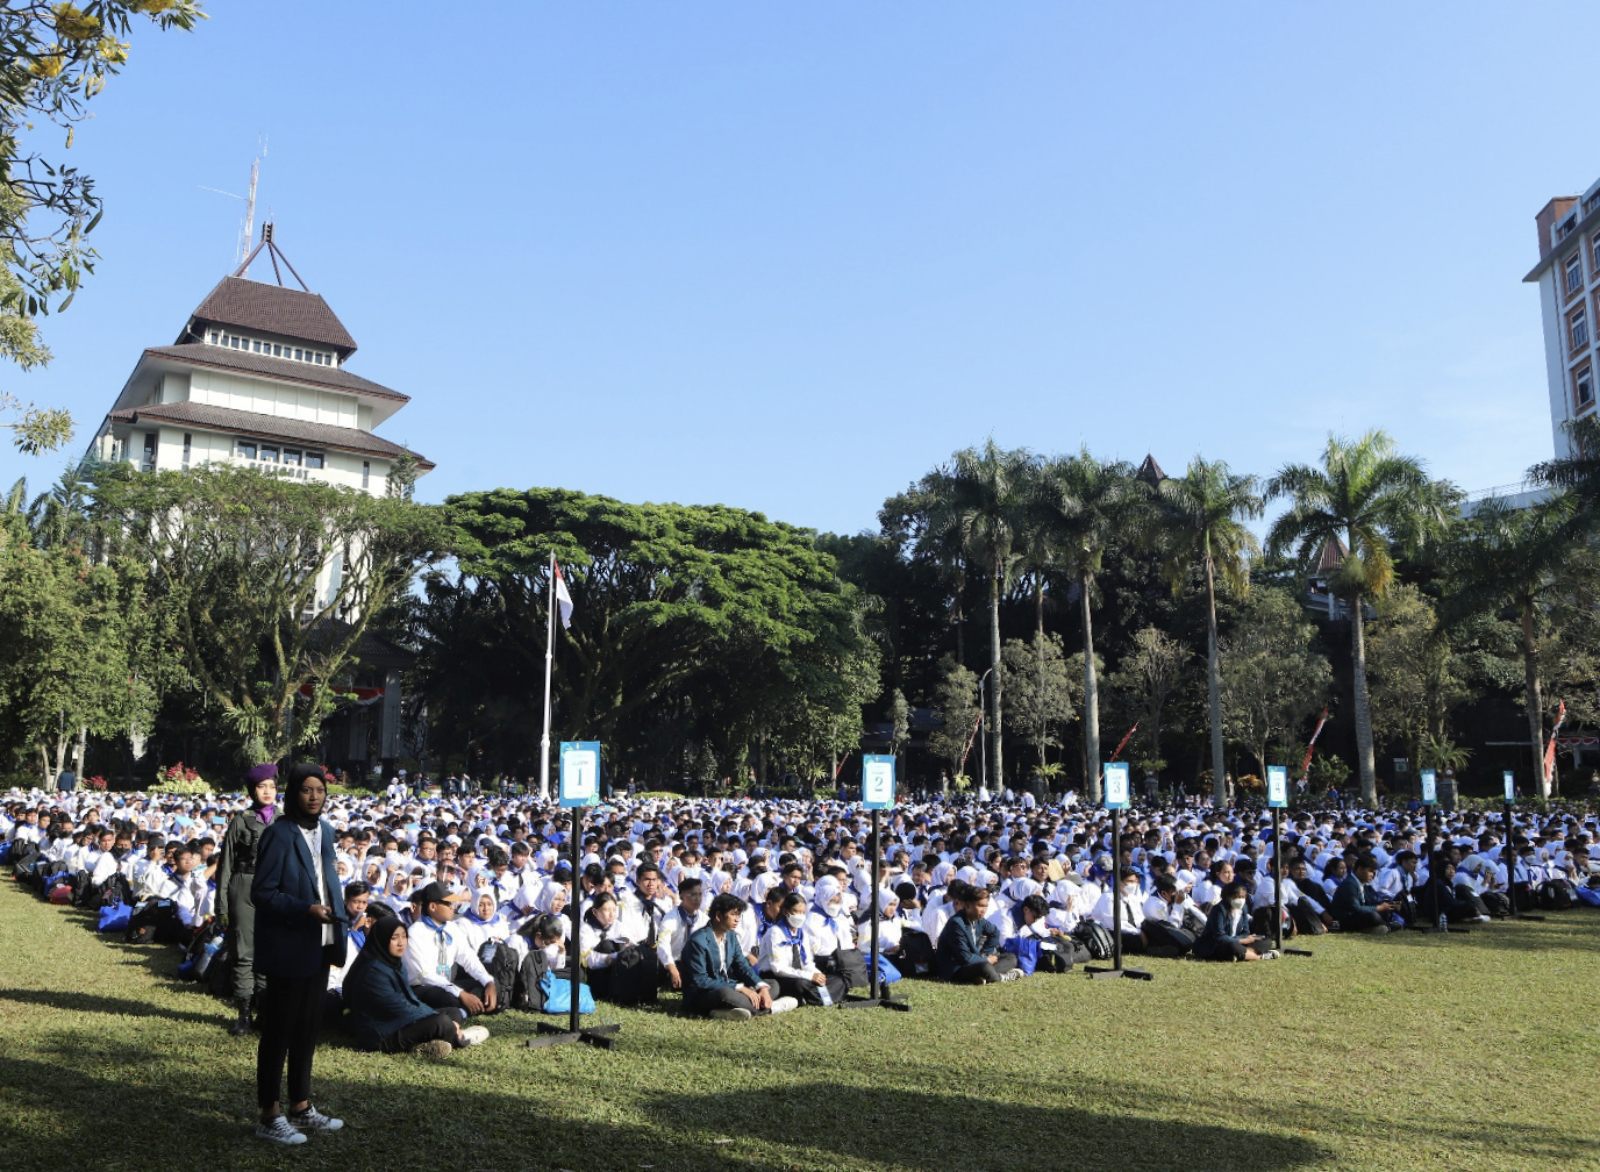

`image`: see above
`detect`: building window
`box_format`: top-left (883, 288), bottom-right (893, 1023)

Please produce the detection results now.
top-left (305, 451), bottom-right (325, 470)
top-left (141, 431), bottom-right (158, 472)
top-left (282, 448), bottom-right (302, 467)
top-left (235, 440), bottom-right (257, 460)
top-left (361, 461), bottom-right (370, 490)
top-left (182, 432), bottom-right (192, 468)
top-left (1571, 305), bottom-right (1589, 352)
top-left (1566, 254), bottom-right (1584, 296)
top-left (258, 445), bottom-right (279, 463)
top-left (1577, 366), bottom-right (1595, 410)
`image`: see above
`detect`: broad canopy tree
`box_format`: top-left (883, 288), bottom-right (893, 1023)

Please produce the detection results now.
top-left (421, 487), bottom-right (878, 788)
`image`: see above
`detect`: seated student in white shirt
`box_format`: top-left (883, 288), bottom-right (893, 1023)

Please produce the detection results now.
top-left (402, 881), bottom-right (498, 1019)
top-left (1140, 875), bottom-right (1200, 958)
top-left (579, 890), bottom-right (658, 1005)
top-left (805, 876), bottom-right (869, 993)
top-left (657, 877), bottom-right (708, 992)
top-left (1090, 868), bottom-right (1147, 954)
top-left (760, 891), bottom-right (846, 1006)
top-left (1191, 859), bottom-right (1233, 912)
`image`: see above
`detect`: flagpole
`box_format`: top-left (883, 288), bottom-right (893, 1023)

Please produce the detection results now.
top-left (539, 552), bottom-right (556, 803)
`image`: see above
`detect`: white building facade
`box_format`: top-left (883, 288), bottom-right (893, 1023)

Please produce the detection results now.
top-left (1525, 180), bottom-right (1600, 459)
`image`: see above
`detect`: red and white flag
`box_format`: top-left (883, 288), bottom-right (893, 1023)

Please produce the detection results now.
top-left (553, 559), bottom-right (574, 630)
top-left (1544, 700), bottom-right (1566, 786)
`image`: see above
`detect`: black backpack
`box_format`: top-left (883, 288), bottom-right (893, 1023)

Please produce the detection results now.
top-left (1539, 879), bottom-right (1575, 911)
top-left (1074, 921), bottom-right (1114, 961)
top-left (606, 943), bottom-right (658, 1006)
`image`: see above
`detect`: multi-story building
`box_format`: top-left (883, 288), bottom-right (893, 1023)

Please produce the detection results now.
top-left (1526, 180), bottom-right (1600, 458)
top-left (85, 228), bottom-right (432, 776)
top-left (88, 226), bottom-right (431, 494)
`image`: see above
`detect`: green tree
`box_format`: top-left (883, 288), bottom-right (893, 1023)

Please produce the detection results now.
top-left (926, 656), bottom-right (980, 790)
top-left (1034, 450), bottom-right (1138, 800)
top-left (1154, 457), bottom-right (1262, 803)
top-left (430, 487), bottom-right (874, 786)
top-left (999, 632), bottom-right (1078, 775)
top-left (1267, 431), bottom-right (1458, 804)
top-left (91, 463), bottom-right (443, 762)
top-left (916, 440), bottom-right (1037, 790)
top-left (1365, 583), bottom-right (1468, 793)
top-left (1219, 586), bottom-right (1331, 780)
top-left (1105, 626), bottom-right (1189, 778)
top-left (1444, 495), bottom-right (1590, 797)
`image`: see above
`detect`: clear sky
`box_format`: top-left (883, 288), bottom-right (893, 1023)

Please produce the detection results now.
top-left (3, 2), bottom-right (1594, 535)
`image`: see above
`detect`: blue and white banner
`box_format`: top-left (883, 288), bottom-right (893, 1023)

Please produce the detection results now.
top-left (1420, 768), bottom-right (1437, 806)
top-left (1104, 762), bottom-right (1130, 810)
top-left (1267, 765), bottom-right (1288, 809)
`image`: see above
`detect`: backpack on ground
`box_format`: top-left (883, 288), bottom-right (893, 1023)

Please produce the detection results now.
top-left (1074, 921), bottom-right (1114, 961)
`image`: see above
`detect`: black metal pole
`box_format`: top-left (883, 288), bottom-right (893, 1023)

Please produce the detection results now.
top-left (1272, 807), bottom-right (1283, 953)
top-left (569, 814), bottom-right (581, 1034)
top-left (869, 808), bottom-right (881, 1001)
top-left (1111, 807), bottom-right (1123, 972)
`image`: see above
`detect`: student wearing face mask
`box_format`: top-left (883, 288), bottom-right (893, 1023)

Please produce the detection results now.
top-left (760, 891), bottom-right (847, 1006)
top-left (1089, 867), bottom-right (1148, 955)
top-left (805, 875), bottom-right (869, 993)
top-left (1193, 881), bottom-right (1278, 962)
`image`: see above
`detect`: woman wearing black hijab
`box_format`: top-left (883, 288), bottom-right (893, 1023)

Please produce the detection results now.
top-left (344, 916), bottom-right (486, 1055)
top-left (250, 763), bottom-right (349, 1145)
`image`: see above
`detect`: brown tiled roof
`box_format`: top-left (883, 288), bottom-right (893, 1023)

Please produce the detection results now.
top-left (1135, 454), bottom-right (1167, 485)
top-left (185, 276), bottom-right (358, 354)
top-left (1314, 536), bottom-right (1347, 574)
top-left (106, 401), bottom-right (433, 469)
top-left (144, 343), bottom-right (409, 403)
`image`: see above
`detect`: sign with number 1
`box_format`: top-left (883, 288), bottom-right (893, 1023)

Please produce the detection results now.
top-left (559, 741), bottom-right (600, 807)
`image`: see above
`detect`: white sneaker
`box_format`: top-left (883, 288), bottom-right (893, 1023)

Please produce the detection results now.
top-left (1475, 915), bottom-right (1493, 923)
top-left (1259, 949), bottom-right (1281, 960)
top-left (710, 1006), bottom-right (753, 1022)
top-left (254, 1116), bottom-right (307, 1146)
top-left (770, 996), bottom-right (799, 1014)
top-left (460, 1025), bottom-right (490, 1046)
top-left (999, 968), bottom-right (1024, 982)
top-left (288, 1104), bottom-right (343, 1132)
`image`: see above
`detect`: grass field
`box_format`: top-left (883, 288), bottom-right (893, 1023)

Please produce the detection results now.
top-left (1, 882), bottom-right (1597, 1172)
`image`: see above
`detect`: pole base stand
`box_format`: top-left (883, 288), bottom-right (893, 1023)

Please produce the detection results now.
top-left (1508, 913), bottom-right (1546, 922)
top-left (1084, 965), bottom-right (1154, 981)
top-left (528, 1021), bottom-right (620, 1051)
top-left (1283, 947), bottom-right (1315, 957)
top-left (838, 992), bottom-right (912, 1011)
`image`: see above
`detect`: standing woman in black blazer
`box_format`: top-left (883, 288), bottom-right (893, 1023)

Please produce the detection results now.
top-left (251, 764), bottom-right (350, 1146)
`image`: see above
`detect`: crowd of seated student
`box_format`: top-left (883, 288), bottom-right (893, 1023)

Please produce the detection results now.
top-left (7, 785), bottom-right (1600, 1047)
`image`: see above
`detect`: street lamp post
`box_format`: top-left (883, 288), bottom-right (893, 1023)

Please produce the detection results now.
top-left (978, 667), bottom-right (994, 797)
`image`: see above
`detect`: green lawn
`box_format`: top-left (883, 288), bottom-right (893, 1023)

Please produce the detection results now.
top-left (1, 881), bottom-right (1597, 1171)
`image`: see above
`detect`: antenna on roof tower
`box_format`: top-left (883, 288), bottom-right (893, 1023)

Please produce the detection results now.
top-left (197, 137), bottom-right (269, 267)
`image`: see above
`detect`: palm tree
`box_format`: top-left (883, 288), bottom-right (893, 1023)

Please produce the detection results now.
top-left (1155, 457), bottom-right (1262, 804)
top-left (1444, 495), bottom-right (1579, 798)
top-left (1035, 450), bottom-right (1137, 801)
top-left (1267, 431), bottom-right (1457, 805)
top-left (1530, 414), bottom-right (1600, 523)
top-left (922, 440), bottom-right (1038, 792)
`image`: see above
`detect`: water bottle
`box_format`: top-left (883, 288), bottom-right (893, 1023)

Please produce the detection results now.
top-left (195, 934), bottom-right (224, 977)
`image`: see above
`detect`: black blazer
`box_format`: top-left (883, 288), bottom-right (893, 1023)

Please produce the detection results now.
top-left (251, 815), bottom-right (349, 980)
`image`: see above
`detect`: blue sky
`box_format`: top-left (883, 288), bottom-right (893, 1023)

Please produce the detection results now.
top-left (3, 2), bottom-right (1592, 534)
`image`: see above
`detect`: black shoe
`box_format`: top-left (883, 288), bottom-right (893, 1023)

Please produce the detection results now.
top-left (227, 998), bottom-right (252, 1037)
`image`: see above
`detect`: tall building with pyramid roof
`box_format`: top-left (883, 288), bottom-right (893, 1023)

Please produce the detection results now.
top-left (87, 226), bottom-right (432, 493)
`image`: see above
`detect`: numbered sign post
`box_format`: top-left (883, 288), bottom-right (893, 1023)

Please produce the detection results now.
top-left (1087, 763), bottom-right (1152, 981)
top-left (530, 741), bottom-right (620, 1051)
top-left (1500, 772), bottom-right (1543, 921)
top-left (1265, 766), bottom-right (1312, 957)
top-left (1420, 769), bottom-right (1438, 806)
top-left (844, 756), bottom-right (911, 1012)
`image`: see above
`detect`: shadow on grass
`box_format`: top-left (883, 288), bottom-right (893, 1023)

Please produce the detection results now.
top-left (0, 985), bottom-right (221, 1027)
top-left (642, 1081), bottom-right (1335, 1170)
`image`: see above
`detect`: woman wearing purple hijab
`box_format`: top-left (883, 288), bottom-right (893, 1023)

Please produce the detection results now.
top-left (216, 762), bottom-right (279, 1037)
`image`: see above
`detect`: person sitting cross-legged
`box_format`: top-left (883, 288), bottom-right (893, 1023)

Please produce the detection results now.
top-left (402, 881), bottom-right (498, 1018)
top-left (936, 881), bottom-right (1021, 984)
top-left (683, 893), bottom-right (797, 1021)
top-left (343, 918), bottom-right (489, 1057)
top-left (1192, 881), bottom-right (1279, 962)
top-left (1330, 854), bottom-right (1398, 934)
